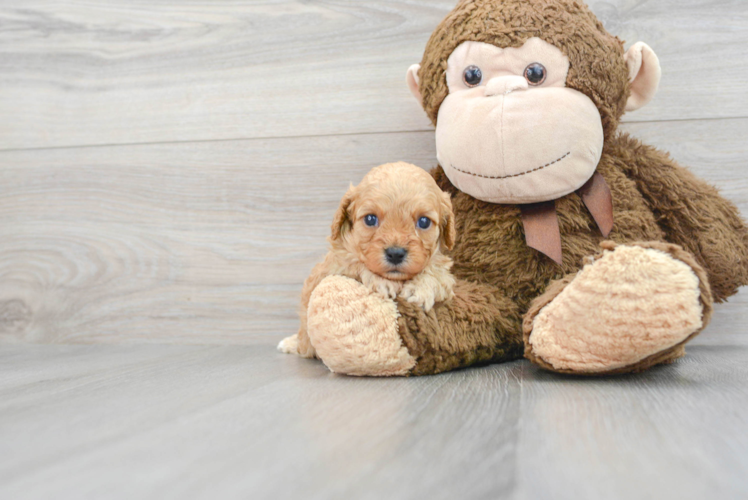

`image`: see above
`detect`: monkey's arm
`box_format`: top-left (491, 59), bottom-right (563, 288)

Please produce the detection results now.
top-left (395, 279), bottom-right (524, 375)
top-left (616, 133), bottom-right (748, 301)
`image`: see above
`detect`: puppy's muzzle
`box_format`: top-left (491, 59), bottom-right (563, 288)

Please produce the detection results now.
top-left (384, 246), bottom-right (408, 266)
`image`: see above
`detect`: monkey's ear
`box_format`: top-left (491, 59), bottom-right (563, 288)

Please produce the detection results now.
top-left (331, 185), bottom-right (356, 241)
top-left (406, 64), bottom-right (423, 105)
top-left (439, 191), bottom-right (456, 251)
top-left (624, 42), bottom-right (661, 112)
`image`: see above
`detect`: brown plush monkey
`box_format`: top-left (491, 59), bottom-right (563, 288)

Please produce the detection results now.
top-left (288, 0), bottom-right (748, 376)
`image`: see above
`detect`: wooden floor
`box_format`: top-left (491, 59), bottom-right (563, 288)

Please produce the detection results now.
top-left (2, 1), bottom-right (748, 498)
top-left (1, 339), bottom-right (747, 500)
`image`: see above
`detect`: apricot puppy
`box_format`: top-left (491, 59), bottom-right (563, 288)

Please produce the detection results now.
top-left (278, 162), bottom-right (456, 358)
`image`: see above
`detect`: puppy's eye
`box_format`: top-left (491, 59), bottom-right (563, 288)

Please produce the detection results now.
top-left (364, 214), bottom-right (378, 227)
top-left (462, 65), bottom-right (483, 87)
top-left (524, 63), bottom-right (547, 86)
top-left (417, 217), bottom-right (432, 230)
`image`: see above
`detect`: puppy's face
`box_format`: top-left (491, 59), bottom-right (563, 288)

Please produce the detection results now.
top-left (331, 163), bottom-right (455, 281)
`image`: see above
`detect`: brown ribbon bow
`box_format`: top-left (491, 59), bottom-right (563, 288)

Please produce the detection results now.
top-left (520, 172), bottom-right (614, 265)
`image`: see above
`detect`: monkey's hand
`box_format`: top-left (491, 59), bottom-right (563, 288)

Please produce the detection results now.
top-left (400, 263), bottom-right (455, 312)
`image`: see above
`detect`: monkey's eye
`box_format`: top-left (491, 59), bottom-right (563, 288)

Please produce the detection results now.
top-left (462, 65), bottom-right (483, 87)
top-left (364, 214), bottom-right (378, 227)
top-left (417, 217), bottom-right (432, 230)
top-left (524, 63), bottom-right (547, 86)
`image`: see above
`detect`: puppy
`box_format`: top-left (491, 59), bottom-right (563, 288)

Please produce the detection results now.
top-left (278, 162), bottom-right (456, 358)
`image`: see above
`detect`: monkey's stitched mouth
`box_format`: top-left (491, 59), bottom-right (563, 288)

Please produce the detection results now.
top-left (449, 151), bottom-right (571, 180)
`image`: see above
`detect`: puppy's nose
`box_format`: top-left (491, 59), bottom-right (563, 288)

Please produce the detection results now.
top-left (384, 246), bottom-right (408, 266)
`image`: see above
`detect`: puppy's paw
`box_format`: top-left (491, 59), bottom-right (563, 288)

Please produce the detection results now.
top-left (277, 334), bottom-right (299, 354)
top-left (400, 267), bottom-right (455, 312)
top-left (361, 270), bottom-right (401, 300)
top-left (438, 277), bottom-right (456, 303)
top-left (400, 281), bottom-right (437, 312)
top-left (374, 280), bottom-right (400, 300)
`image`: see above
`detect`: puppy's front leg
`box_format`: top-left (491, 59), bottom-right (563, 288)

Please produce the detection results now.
top-left (400, 263), bottom-right (455, 312)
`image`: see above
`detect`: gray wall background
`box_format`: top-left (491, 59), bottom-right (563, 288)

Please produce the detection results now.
top-left (1, 0), bottom-right (747, 345)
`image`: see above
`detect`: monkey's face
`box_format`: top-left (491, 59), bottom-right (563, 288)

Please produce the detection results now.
top-left (434, 37), bottom-right (604, 204)
top-left (406, 1), bottom-right (661, 205)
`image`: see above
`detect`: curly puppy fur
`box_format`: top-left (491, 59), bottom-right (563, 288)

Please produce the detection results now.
top-left (290, 162), bottom-right (456, 358)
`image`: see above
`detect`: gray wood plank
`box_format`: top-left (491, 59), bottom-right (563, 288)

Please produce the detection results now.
top-left (1, 0), bottom-right (747, 151)
top-left (0, 131), bottom-right (437, 344)
top-left (0, 344), bottom-right (523, 500)
top-left (0, 0), bottom-right (452, 150)
top-left (1, 117), bottom-right (747, 345)
top-left (0, 343), bottom-right (746, 500)
top-left (515, 347), bottom-right (748, 500)
top-left (594, 0), bottom-right (748, 124)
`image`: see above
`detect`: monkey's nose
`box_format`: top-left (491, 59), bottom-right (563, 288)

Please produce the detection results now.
top-left (484, 76), bottom-right (528, 97)
top-left (384, 247), bottom-right (408, 266)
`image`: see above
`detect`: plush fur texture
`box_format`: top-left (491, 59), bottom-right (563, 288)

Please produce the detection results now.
top-left (527, 243), bottom-right (706, 373)
top-left (397, 279), bottom-right (525, 376)
top-left (523, 241), bottom-right (714, 375)
top-left (407, 130), bottom-right (746, 375)
top-left (306, 275), bottom-right (415, 376)
top-left (417, 0), bottom-right (630, 139)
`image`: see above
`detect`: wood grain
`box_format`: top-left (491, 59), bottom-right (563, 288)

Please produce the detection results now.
top-left (0, 131), bottom-right (437, 344)
top-left (0, 344), bottom-right (523, 500)
top-left (1, 0), bottom-right (747, 150)
top-left (0, 343), bottom-right (746, 499)
top-left (1, 118), bottom-right (747, 345)
top-left (516, 347), bottom-right (748, 499)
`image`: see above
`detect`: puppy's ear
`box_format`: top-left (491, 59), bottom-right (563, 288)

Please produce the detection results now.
top-left (439, 191), bottom-right (456, 250)
top-left (331, 185), bottom-right (356, 241)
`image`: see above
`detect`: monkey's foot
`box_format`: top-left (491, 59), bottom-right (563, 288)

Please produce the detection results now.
top-left (523, 242), bottom-right (713, 375)
top-left (306, 275), bottom-right (415, 376)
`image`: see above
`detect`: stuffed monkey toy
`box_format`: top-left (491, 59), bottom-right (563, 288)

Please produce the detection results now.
top-left (284, 0), bottom-right (748, 376)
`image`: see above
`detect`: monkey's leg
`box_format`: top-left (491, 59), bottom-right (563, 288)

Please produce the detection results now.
top-left (305, 275), bottom-right (524, 376)
top-left (523, 241), bottom-right (713, 375)
top-left (617, 134), bottom-right (748, 301)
